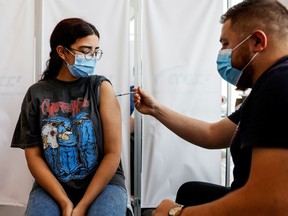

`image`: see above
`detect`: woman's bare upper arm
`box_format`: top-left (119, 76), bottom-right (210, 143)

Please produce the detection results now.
top-left (24, 145), bottom-right (42, 160)
top-left (99, 81), bottom-right (122, 153)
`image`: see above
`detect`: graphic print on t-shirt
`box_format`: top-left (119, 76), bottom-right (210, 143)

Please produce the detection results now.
top-left (40, 98), bottom-right (98, 182)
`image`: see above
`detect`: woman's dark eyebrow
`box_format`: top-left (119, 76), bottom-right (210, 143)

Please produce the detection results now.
top-left (78, 45), bottom-right (100, 50)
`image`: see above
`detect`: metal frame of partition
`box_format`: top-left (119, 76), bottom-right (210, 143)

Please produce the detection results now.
top-left (133, 0), bottom-right (142, 215)
top-left (225, 0), bottom-right (232, 188)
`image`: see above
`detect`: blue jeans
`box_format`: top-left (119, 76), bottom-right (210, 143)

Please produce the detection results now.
top-left (25, 184), bottom-right (127, 216)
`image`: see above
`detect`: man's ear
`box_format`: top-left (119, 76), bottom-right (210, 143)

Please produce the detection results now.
top-left (252, 30), bottom-right (267, 52)
top-left (255, 38), bottom-right (261, 44)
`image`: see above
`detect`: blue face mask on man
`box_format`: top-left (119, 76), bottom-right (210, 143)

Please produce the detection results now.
top-left (216, 34), bottom-right (258, 86)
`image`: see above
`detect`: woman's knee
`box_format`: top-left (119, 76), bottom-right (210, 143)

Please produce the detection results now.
top-left (87, 185), bottom-right (127, 216)
top-left (25, 188), bottom-right (61, 216)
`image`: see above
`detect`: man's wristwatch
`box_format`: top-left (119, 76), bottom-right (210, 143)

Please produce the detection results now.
top-left (168, 204), bottom-right (186, 216)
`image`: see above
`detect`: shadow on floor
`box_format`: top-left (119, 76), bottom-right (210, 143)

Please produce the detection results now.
top-left (0, 205), bottom-right (25, 216)
top-left (142, 208), bottom-right (155, 216)
top-left (0, 205), bottom-right (155, 216)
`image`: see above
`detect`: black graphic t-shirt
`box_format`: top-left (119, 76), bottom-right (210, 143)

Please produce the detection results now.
top-left (11, 75), bottom-right (125, 196)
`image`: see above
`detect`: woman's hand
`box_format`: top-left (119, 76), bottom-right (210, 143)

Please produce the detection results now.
top-left (60, 200), bottom-right (74, 216)
top-left (71, 204), bottom-right (88, 216)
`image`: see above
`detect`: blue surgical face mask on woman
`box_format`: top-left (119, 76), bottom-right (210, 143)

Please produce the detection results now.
top-left (216, 34), bottom-right (258, 86)
top-left (65, 50), bottom-right (97, 78)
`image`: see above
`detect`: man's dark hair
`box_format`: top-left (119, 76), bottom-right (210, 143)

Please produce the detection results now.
top-left (220, 0), bottom-right (288, 38)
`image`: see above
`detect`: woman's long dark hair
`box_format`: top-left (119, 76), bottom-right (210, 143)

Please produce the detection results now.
top-left (40, 18), bottom-right (100, 81)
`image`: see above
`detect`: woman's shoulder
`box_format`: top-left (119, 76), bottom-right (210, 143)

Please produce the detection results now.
top-left (25, 79), bottom-right (48, 92)
top-left (90, 75), bottom-right (109, 83)
top-left (89, 75), bottom-right (111, 89)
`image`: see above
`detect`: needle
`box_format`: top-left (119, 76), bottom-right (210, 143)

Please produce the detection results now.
top-left (115, 92), bottom-right (134, 97)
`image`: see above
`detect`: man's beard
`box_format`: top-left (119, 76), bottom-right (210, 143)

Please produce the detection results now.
top-left (236, 64), bottom-right (254, 91)
top-left (235, 49), bottom-right (256, 91)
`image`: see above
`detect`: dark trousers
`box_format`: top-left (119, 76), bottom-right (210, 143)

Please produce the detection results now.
top-left (175, 181), bottom-right (231, 206)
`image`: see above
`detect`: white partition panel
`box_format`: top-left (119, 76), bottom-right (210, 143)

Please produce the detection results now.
top-left (141, 0), bottom-right (223, 207)
top-left (0, 0), bottom-right (35, 206)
